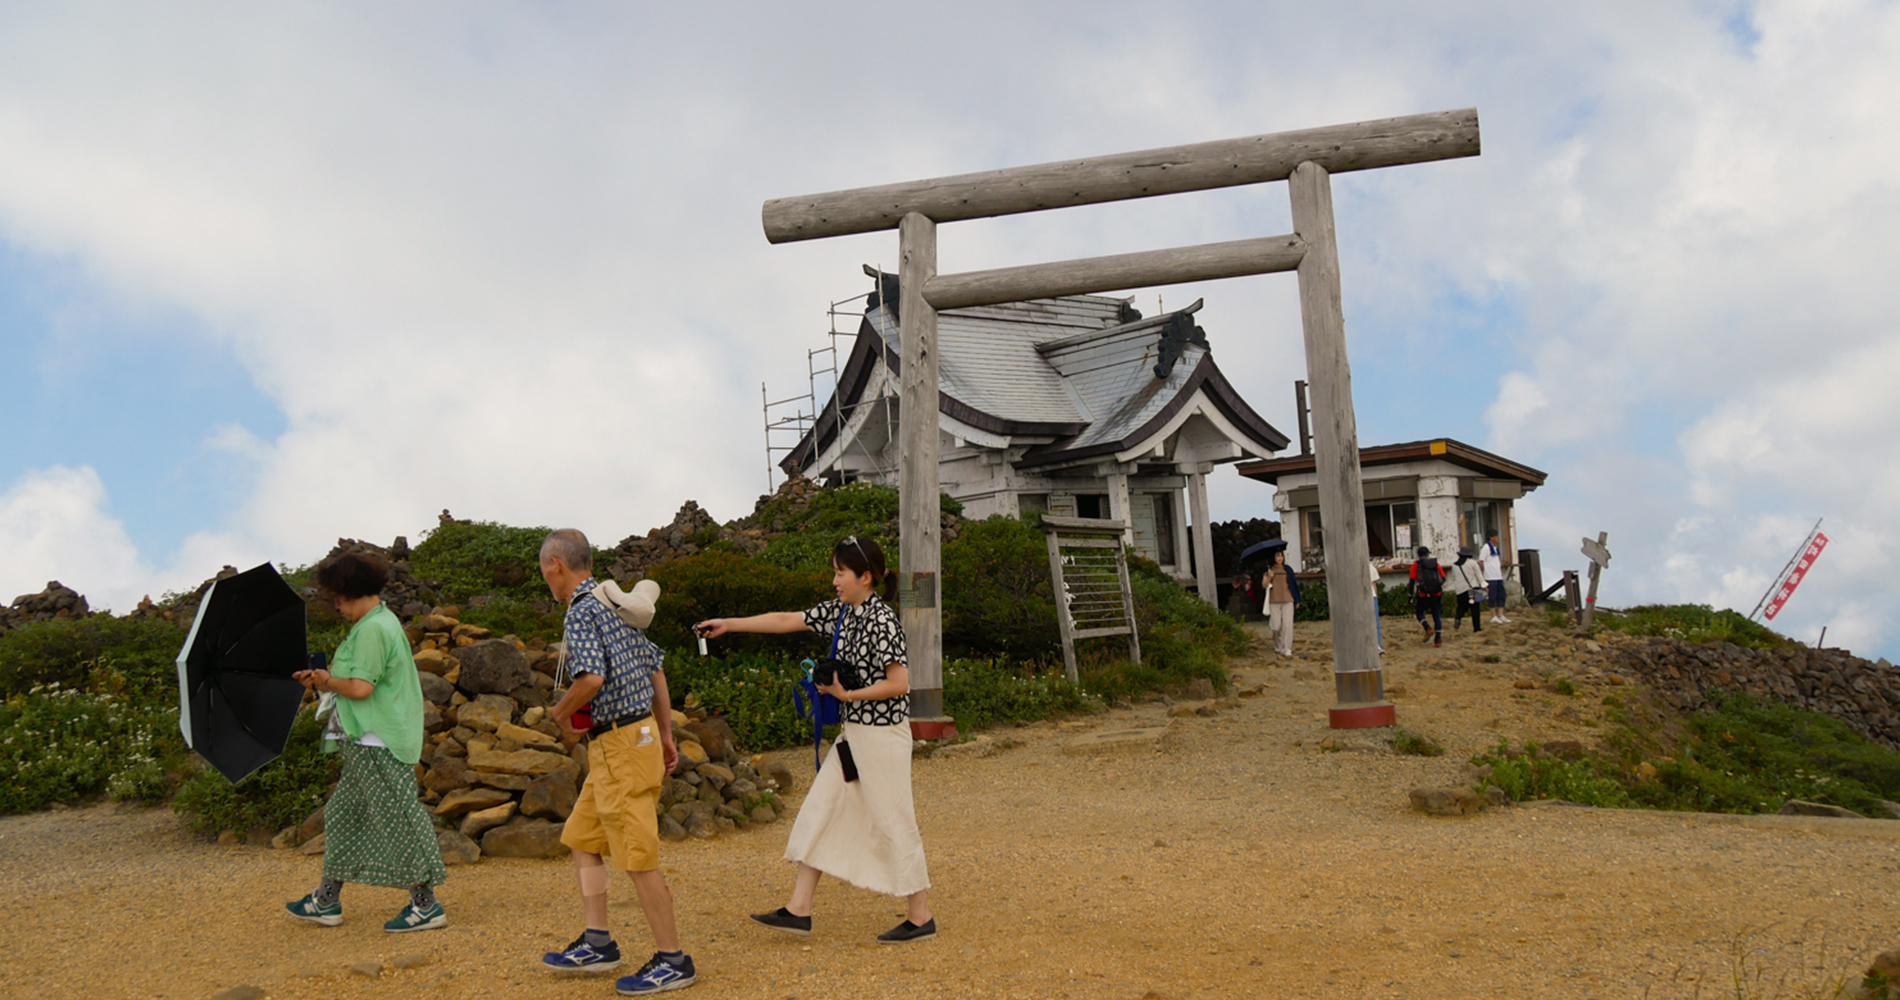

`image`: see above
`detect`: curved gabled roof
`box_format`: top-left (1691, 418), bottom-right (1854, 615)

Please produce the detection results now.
top-left (783, 284), bottom-right (1287, 475)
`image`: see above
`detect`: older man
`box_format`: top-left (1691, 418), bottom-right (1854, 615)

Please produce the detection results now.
top-left (536, 528), bottom-right (695, 995)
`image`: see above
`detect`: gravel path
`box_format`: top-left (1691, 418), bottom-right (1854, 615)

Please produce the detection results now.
top-left (4, 616), bottom-right (1897, 999)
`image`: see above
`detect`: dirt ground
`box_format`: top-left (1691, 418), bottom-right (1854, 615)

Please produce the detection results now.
top-left (5, 614), bottom-right (1898, 1000)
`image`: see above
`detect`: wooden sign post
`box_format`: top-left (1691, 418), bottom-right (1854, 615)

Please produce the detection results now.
top-left (762, 109), bottom-right (1481, 736)
top-left (1579, 532), bottom-right (1611, 630)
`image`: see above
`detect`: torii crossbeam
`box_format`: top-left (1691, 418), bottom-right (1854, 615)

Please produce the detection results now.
top-left (763, 108), bottom-right (1481, 733)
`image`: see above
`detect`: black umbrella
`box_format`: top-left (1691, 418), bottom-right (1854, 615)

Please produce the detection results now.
top-left (174, 563), bottom-right (309, 783)
top-left (1239, 538), bottom-right (1289, 562)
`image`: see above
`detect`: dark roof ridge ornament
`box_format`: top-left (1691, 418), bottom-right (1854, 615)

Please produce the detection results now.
top-left (862, 264), bottom-right (901, 318)
top-left (1154, 310), bottom-right (1209, 380)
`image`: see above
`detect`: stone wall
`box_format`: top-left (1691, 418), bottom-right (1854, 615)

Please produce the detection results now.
top-left (1608, 638), bottom-right (1900, 751)
top-left (291, 607), bottom-right (793, 862)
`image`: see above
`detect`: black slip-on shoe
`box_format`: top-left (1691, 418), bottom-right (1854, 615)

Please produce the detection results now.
top-left (877, 918), bottom-right (937, 944)
top-left (749, 908), bottom-right (812, 935)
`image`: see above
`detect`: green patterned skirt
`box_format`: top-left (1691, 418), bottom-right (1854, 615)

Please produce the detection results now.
top-left (322, 741), bottom-right (447, 888)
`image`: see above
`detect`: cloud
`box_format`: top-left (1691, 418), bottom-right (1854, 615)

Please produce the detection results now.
top-left (0, 466), bottom-right (151, 611)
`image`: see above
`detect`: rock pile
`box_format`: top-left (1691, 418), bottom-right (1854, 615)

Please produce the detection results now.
top-left (1609, 638), bottom-right (1900, 751)
top-left (293, 607), bottom-right (789, 862)
top-left (0, 581), bottom-right (90, 637)
top-left (608, 501), bottom-right (726, 580)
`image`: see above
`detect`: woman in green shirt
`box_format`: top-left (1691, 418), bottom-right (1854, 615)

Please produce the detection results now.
top-left (285, 553), bottom-right (448, 932)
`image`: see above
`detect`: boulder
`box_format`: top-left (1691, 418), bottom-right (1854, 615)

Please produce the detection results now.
top-left (418, 672), bottom-right (456, 706)
top-left (456, 640), bottom-right (531, 695)
top-left (415, 613), bottom-right (459, 633)
top-left (1780, 800), bottom-right (1865, 819)
top-left (455, 694), bottom-right (516, 733)
top-left (482, 817), bottom-right (569, 859)
top-left (521, 770), bottom-right (579, 820)
top-left (437, 828), bottom-right (482, 865)
top-left (434, 787), bottom-right (513, 817)
top-left (725, 778), bottom-right (759, 803)
top-left (470, 770), bottom-right (536, 792)
top-left (452, 622), bottom-right (494, 646)
top-left (658, 815), bottom-right (688, 842)
top-left (674, 740), bottom-right (709, 772)
top-left (1409, 787), bottom-right (1484, 817)
top-left (469, 747), bottom-right (580, 778)
top-left (497, 721), bottom-right (559, 747)
top-left (683, 718), bottom-right (740, 761)
top-left (695, 762), bottom-right (734, 790)
top-left (299, 832), bottom-right (326, 856)
top-left (765, 762), bottom-right (796, 793)
top-left (461, 801), bottom-right (518, 839)
top-left (412, 648), bottom-right (454, 676)
top-left (749, 803), bottom-right (777, 824)
top-left (422, 758), bottom-right (470, 795)
top-left (297, 807), bottom-right (326, 842)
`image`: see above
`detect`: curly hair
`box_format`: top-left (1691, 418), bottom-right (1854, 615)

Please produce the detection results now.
top-left (313, 553), bottom-right (390, 600)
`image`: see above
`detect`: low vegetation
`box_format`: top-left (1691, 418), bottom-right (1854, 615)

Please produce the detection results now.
top-left (1477, 689), bottom-right (1900, 817)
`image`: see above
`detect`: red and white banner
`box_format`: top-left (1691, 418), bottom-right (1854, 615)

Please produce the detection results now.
top-left (1764, 532), bottom-right (1829, 620)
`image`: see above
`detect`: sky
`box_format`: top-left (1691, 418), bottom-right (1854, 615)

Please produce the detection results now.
top-left (1, 1), bottom-right (1896, 656)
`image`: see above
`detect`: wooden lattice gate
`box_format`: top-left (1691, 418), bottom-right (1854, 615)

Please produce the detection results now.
top-left (1042, 515), bottom-right (1141, 683)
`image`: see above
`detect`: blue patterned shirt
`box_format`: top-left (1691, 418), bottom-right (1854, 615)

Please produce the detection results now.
top-left (563, 578), bottom-right (660, 723)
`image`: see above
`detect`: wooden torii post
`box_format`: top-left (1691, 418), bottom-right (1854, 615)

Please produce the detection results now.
top-left (762, 108), bottom-right (1481, 735)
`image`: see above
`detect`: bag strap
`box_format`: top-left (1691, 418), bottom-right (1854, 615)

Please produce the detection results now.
top-left (829, 604), bottom-right (847, 659)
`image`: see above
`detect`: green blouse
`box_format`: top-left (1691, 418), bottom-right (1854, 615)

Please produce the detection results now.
top-left (330, 603), bottom-right (426, 765)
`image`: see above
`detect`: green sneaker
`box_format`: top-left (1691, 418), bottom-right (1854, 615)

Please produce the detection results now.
top-left (287, 893), bottom-right (343, 926)
top-left (385, 900), bottom-right (447, 933)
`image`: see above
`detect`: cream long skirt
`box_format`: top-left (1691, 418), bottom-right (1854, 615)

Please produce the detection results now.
top-left (783, 720), bottom-right (931, 897)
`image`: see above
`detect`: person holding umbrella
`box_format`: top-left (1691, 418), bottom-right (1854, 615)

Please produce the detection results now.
top-left (285, 553), bottom-right (447, 932)
top-left (1263, 547), bottom-right (1301, 658)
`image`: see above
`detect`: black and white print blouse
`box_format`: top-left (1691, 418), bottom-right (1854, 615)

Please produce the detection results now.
top-left (802, 595), bottom-right (910, 726)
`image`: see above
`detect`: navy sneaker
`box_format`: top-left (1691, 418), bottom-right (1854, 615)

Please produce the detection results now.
top-left (543, 933), bottom-right (622, 973)
top-left (286, 893), bottom-right (342, 927)
top-left (615, 952), bottom-right (697, 994)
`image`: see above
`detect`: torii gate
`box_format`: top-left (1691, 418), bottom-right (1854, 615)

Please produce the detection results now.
top-left (763, 108), bottom-right (1481, 733)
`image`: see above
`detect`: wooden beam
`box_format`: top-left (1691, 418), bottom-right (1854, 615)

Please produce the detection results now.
top-left (1288, 161), bottom-right (1382, 684)
top-left (896, 212), bottom-right (945, 721)
top-left (1186, 469), bottom-right (1216, 604)
top-left (762, 108), bottom-right (1479, 243)
top-left (922, 235), bottom-right (1304, 310)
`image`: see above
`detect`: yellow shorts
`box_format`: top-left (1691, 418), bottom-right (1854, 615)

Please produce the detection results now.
top-left (561, 721), bottom-right (663, 872)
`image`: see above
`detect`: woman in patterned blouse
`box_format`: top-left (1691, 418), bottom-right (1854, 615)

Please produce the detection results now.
top-left (696, 535), bottom-right (936, 944)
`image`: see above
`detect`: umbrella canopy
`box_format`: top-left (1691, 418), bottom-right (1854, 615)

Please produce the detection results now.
top-left (175, 563), bottom-right (309, 783)
top-left (1239, 539), bottom-right (1289, 562)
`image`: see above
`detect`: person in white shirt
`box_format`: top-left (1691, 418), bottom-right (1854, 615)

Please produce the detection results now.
top-left (1479, 531), bottom-right (1509, 624)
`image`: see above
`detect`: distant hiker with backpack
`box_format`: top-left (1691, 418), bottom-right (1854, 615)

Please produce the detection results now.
top-left (1447, 546), bottom-right (1486, 633)
top-left (1410, 546), bottom-right (1446, 647)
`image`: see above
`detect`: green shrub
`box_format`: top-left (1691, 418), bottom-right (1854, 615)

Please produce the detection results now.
top-left (0, 614), bottom-right (185, 700)
top-left (941, 515), bottom-right (1061, 661)
top-left (755, 483), bottom-right (903, 574)
top-left (1473, 740), bottom-right (1632, 807)
top-left (0, 670), bottom-right (187, 813)
top-left (1594, 604), bottom-right (1788, 649)
top-left (171, 709), bottom-right (340, 836)
top-left (660, 650), bottom-right (1096, 752)
top-left (412, 519), bottom-right (604, 604)
top-left (1391, 727), bottom-right (1445, 757)
top-left (944, 657), bottom-right (1097, 732)
top-left (660, 651), bottom-right (818, 751)
top-left (1294, 578), bottom-right (1330, 621)
top-left (647, 552), bottom-right (831, 655)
